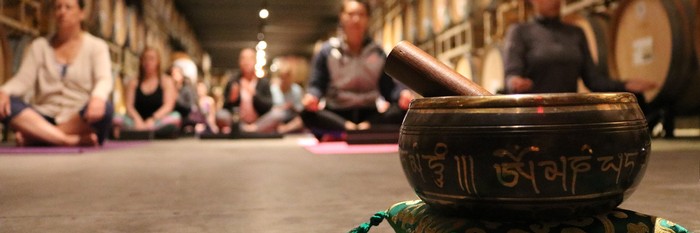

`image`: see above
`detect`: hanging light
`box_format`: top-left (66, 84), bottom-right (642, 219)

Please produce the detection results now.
top-left (256, 40), bottom-right (267, 50)
top-left (259, 0), bottom-right (269, 19)
top-left (259, 9), bottom-right (269, 19)
top-left (255, 43), bottom-right (267, 78)
top-left (255, 0), bottom-right (269, 78)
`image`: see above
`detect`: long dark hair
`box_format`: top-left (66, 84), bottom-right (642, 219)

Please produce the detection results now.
top-left (138, 47), bottom-right (161, 83)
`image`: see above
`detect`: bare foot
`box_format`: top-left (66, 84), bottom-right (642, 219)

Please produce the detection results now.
top-left (241, 123), bottom-right (258, 132)
top-left (277, 124), bottom-right (289, 134)
top-left (112, 126), bottom-right (121, 139)
top-left (14, 131), bottom-right (25, 147)
top-left (357, 121), bottom-right (371, 130)
top-left (60, 133), bottom-right (96, 147)
top-left (221, 126), bottom-right (232, 134)
top-left (344, 121), bottom-right (357, 131)
top-left (63, 134), bottom-right (82, 146)
top-left (195, 123), bottom-right (206, 134)
top-left (77, 133), bottom-right (98, 147)
top-left (14, 131), bottom-right (53, 147)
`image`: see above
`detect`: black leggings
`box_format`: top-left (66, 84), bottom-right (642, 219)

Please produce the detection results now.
top-left (300, 105), bottom-right (406, 133)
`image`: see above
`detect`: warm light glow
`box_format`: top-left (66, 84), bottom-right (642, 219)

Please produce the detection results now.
top-left (256, 50), bottom-right (266, 60)
top-left (255, 45), bottom-right (267, 78)
top-left (256, 59), bottom-right (267, 67)
top-left (259, 9), bottom-right (269, 19)
top-left (269, 59), bottom-right (280, 73)
top-left (256, 40), bottom-right (267, 50)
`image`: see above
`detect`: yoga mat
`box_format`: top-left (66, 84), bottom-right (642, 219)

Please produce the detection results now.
top-left (298, 138), bottom-right (398, 155)
top-left (0, 140), bottom-right (148, 155)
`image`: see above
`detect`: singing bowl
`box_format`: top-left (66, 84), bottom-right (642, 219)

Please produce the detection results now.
top-left (398, 92), bottom-right (650, 220)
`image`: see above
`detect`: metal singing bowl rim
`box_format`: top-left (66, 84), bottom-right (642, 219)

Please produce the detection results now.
top-left (409, 92), bottom-right (639, 109)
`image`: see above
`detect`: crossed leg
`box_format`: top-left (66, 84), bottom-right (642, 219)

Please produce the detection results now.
top-left (9, 109), bottom-right (96, 147)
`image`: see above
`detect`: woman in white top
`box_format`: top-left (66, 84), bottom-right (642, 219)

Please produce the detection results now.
top-left (0, 0), bottom-right (113, 146)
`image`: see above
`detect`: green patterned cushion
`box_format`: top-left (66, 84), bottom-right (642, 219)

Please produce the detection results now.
top-left (349, 200), bottom-right (690, 233)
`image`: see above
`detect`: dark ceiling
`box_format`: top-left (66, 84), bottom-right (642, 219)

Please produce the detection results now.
top-left (173, 0), bottom-right (343, 73)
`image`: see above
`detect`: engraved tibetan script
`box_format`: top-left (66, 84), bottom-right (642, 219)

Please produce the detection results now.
top-left (455, 155), bottom-right (478, 194)
top-left (493, 146), bottom-right (541, 194)
top-left (597, 152), bottom-right (638, 183)
top-left (492, 144), bottom-right (638, 195)
top-left (422, 143), bottom-right (448, 188)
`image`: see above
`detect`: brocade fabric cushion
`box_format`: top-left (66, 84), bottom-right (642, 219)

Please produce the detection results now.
top-left (358, 200), bottom-right (690, 233)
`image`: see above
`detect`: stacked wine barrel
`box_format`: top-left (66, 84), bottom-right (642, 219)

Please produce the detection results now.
top-left (610, 0), bottom-right (699, 115)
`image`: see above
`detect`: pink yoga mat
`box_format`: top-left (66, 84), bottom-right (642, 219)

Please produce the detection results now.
top-left (298, 138), bottom-right (398, 155)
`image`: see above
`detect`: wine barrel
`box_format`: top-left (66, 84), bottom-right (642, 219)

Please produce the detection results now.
top-left (7, 34), bottom-right (33, 75)
top-left (95, 0), bottom-right (114, 39)
top-left (454, 54), bottom-right (482, 84)
top-left (449, 0), bottom-right (491, 24)
top-left (416, 0), bottom-right (433, 42)
top-left (449, 0), bottom-right (471, 25)
top-left (392, 16), bottom-right (403, 47)
top-left (480, 44), bottom-right (506, 94)
top-left (0, 27), bottom-right (11, 85)
top-left (112, 71), bottom-right (127, 115)
top-left (126, 6), bottom-right (139, 53)
top-left (382, 19), bottom-right (394, 53)
top-left (610, 0), bottom-right (696, 105)
top-left (112, 0), bottom-right (127, 46)
top-left (564, 12), bottom-right (614, 78)
top-left (81, 0), bottom-right (95, 33)
top-left (134, 18), bottom-right (146, 54)
top-left (403, 1), bottom-right (418, 44)
top-left (431, 0), bottom-right (451, 34)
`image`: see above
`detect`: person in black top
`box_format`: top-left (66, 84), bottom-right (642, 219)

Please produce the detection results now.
top-left (112, 48), bottom-right (181, 138)
top-left (504, 0), bottom-right (666, 135)
top-left (216, 48), bottom-right (273, 134)
top-left (504, 0), bottom-right (657, 94)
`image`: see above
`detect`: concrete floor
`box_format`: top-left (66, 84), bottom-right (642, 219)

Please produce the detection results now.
top-left (0, 135), bottom-right (698, 233)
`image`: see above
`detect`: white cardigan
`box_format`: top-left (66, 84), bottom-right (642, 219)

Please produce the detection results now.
top-left (0, 32), bottom-right (113, 123)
